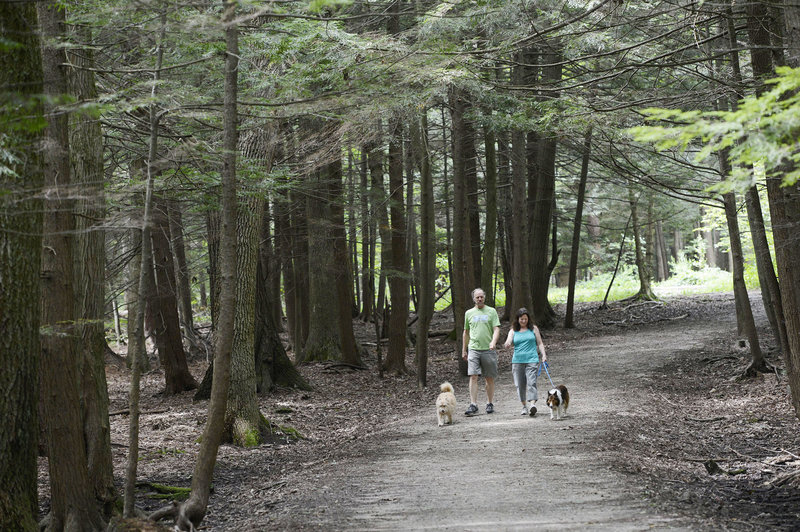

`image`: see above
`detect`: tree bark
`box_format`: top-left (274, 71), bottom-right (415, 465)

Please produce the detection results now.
top-left (168, 1), bottom-right (238, 527)
top-left (510, 127), bottom-right (529, 314)
top-left (565, 128), bottom-right (592, 328)
top-left (744, 0), bottom-right (790, 356)
top-left (413, 114), bottom-right (435, 387)
top-left (254, 257), bottom-right (311, 392)
top-left (149, 197), bottom-right (197, 393)
top-left (654, 220), bottom-right (669, 281)
top-left (329, 158), bottom-right (363, 366)
top-left (496, 130), bottom-right (514, 320)
top-left (167, 199), bottom-right (200, 348)
top-left (359, 145), bottom-right (375, 320)
top-left (450, 88), bottom-right (474, 372)
top-left (126, 8), bottom-right (168, 515)
top-left (386, 122), bottom-right (409, 375)
top-left (38, 2), bottom-right (104, 529)
top-left (762, 1), bottom-right (800, 413)
top-left (67, 24), bottom-right (116, 514)
top-left (481, 115), bottom-right (498, 307)
top-left (629, 190), bottom-right (657, 300)
top-left (0, 6), bottom-right (43, 529)
top-left (225, 194), bottom-right (268, 446)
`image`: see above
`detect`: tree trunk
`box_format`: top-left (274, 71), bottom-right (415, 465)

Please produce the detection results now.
top-left (746, 185), bottom-right (788, 352)
top-left (225, 194), bottom-right (269, 446)
top-left (386, 123), bottom-right (409, 375)
top-left (348, 152), bottom-right (361, 314)
top-left (629, 190), bottom-right (657, 300)
top-left (67, 25), bottom-right (116, 514)
top-left (763, 1), bottom-right (800, 413)
top-left (359, 145), bottom-right (375, 321)
top-left (370, 127), bottom-right (392, 339)
top-left (744, 0), bottom-right (790, 356)
top-left (126, 9), bottom-right (167, 516)
top-left (450, 88), bottom-right (474, 372)
top-left (464, 121), bottom-right (481, 286)
top-left (510, 127), bottom-right (529, 314)
top-left (654, 220), bottom-right (669, 281)
top-left (329, 158), bottom-right (364, 366)
top-left (405, 137), bottom-right (419, 313)
top-left (167, 199), bottom-right (200, 348)
top-left (168, 2), bottom-right (238, 527)
top-left (38, 2), bottom-right (104, 529)
top-left (496, 130), bottom-right (514, 320)
top-left (481, 115), bottom-right (498, 307)
top-left (274, 171), bottom-right (297, 346)
top-left (722, 188), bottom-right (768, 374)
top-left (413, 114), bottom-right (435, 388)
top-left (0, 6), bottom-right (43, 528)
top-left (565, 128), bottom-right (592, 328)
top-left (254, 257), bottom-right (311, 392)
top-left (301, 161), bottom-right (345, 363)
top-left (529, 131), bottom-right (558, 326)
top-left (149, 198), bottom-right (197, 393)
top-left (263, 199), bottom-right (283, 331)
top-left (206, 210), bottom-right (221, 329)
top-left (289, 174), bottom-right (310, 354)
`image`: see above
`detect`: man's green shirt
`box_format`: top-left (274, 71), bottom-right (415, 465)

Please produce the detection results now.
top-left (464, 305), bottom-right (500, 351)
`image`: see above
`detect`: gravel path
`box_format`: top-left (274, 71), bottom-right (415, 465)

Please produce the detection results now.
top-left (265, 312), bottom-right (736, 531)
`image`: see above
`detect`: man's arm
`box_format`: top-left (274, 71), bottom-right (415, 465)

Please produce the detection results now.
top-left (462, 328), bottom-right (470, 360)
top-left (489, 325), bottom-right (500, 350)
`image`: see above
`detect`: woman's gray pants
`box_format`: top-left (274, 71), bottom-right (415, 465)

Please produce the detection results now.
top-left (512, 362), bottom-right (539, 403)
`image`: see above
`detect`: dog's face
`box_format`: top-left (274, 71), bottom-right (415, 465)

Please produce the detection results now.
top-left (436, 392), bottom-right (456, 410)
top-left (546, 389), bottom-right (560, 408)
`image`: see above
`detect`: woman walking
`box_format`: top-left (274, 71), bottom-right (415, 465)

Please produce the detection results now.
top-left (504, 308), bottom-right (547, 416)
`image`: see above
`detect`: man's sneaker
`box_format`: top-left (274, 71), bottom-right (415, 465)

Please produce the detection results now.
top-left (529, 405), bottom-right (537, 417)
top-left (521, 406), bottom-right (528, 416)
top-left (464, 403), bottom-right (479, 416)
top-left (486, 403), bottom-right (494, 414)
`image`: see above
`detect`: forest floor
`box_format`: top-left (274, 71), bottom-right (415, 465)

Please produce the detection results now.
top-left (39, 291), bottom-right (800, 530)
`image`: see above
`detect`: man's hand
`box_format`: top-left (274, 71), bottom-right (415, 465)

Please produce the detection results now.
top-left (461, 351), bottom-right (468, 360)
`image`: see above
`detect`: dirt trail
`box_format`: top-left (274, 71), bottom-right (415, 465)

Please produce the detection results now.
top-left (264, 312), bottom-right (736, 531)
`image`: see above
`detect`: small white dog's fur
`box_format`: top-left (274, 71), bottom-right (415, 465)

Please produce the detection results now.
top-left (546, 384), bottom-right (569, 420)
top-left (436, 382), bottom-right (457, 426)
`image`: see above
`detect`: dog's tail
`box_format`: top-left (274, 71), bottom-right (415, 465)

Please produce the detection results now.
top-left (440, 381), bottom-right (454, 393)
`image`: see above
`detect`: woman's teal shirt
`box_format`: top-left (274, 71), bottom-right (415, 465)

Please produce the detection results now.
top-left (511, 328), bottom-right (538, 364)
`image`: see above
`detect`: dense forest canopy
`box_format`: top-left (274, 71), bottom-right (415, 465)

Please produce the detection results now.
top-left (2, 0), bottom-right (800, 528)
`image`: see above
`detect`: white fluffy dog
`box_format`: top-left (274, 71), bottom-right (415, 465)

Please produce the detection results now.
top-left (436, 382), bottom-right (457, 426)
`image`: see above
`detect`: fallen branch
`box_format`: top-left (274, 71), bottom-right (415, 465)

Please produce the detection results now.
top-left (322, 362), bottom-right (366, 371)
top-left (621, 300), bottom-right (664, 311)
top-left (109, 407), bottom-right (169, 417)
top-left (660, 313), bottom-right (689, 321)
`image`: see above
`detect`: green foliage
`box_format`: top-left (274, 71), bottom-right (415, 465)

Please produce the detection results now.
top-left (141, 483), bottom-right (192, 501)
top-left (630, 66), bottom-right (800, 191)
top-left (306, 0), bottom-right (351, 14)
top-left (549, 266), bottom-right (640, 304)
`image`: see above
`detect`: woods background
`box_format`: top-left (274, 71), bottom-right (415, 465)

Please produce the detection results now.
top-left (2, 0), bottom-right (800, 529)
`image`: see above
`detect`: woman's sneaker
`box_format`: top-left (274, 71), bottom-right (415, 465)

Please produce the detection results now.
top-left (464, 403), bottom-right (479, 416)
top-left (529, 405), bottom-right (537, 417)
top-left (521, 406), bottom-right (529, 416)
top-left (486, 403), bottom-right (494, 414)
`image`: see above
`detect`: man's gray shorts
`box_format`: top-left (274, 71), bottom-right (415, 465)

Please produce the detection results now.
top-left (467, 349), bottom-right (498, 378)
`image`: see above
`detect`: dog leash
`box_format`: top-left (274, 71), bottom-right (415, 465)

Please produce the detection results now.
top-left (537, 360), bottom-right (556, 388)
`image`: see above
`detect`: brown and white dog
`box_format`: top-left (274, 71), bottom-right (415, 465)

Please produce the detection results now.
top-left (546, 385), bottom-right (569, 420)
top-left (436, 382), bottom-right (457, 426)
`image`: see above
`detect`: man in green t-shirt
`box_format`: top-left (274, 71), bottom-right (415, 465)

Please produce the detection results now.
top-left (461, 288), bottom-right (500, 415)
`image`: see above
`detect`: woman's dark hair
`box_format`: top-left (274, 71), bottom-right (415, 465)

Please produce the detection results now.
top-left (512, 308), bottom-right (532, 331)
